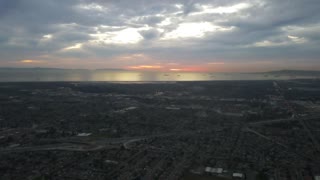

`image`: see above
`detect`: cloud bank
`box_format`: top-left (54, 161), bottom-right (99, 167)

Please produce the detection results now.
top-left (0, 0), bottom-right (320, 71)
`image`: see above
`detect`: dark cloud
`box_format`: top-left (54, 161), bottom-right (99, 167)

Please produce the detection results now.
top-left (0, 0), bottom-right (21, 17)
top-left (135, 16), bottom-right (164, 26)
top-left (139, 29), bottom-right (161, 40)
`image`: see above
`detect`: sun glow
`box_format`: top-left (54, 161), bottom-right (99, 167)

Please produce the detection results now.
top-left (170, 68), bottom-right (181, 71)
top-left (20, 60), bottom-right (43, 63)
top-left (191, 3), bottom-right (251, 15)
top-left (168, 66), bottom-right (209, 72)
top-left (128, 65), bottom-right (163, 70)
top-left (162, 22), bottom-right (233, 39)
top-left (90, 28), bottom-right (146, 44)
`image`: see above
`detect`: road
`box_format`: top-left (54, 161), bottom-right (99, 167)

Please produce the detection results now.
top-left (0, 131), bottom-right (196, 153)
top-left (248, 115), bottom-right (320, 126)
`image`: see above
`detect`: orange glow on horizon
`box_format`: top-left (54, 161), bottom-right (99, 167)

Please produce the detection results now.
top-left (125, 64), bottom-right (212, 72)
top-left (127, 65), bottom-right (163, 70)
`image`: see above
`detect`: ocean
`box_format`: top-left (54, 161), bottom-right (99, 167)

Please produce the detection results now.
top-left (0, 69), bottom-right (316, 82)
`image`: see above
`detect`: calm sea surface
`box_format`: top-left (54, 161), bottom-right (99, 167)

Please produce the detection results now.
top-left (0, 69), bottom-right (316, 82)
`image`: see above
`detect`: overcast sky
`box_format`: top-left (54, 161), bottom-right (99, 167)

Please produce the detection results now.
top-left (0, 0), bottom-right (320, 72)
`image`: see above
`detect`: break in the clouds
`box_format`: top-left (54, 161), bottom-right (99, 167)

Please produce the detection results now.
top-left (0, 0), bottom-right (320, 71)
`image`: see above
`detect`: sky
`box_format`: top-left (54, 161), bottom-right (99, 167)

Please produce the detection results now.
top-left (0, 0), bottom-right (320, 72)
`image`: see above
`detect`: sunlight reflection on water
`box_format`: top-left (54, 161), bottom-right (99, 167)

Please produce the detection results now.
top-left (0, 69), bottom-right (316, 82)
